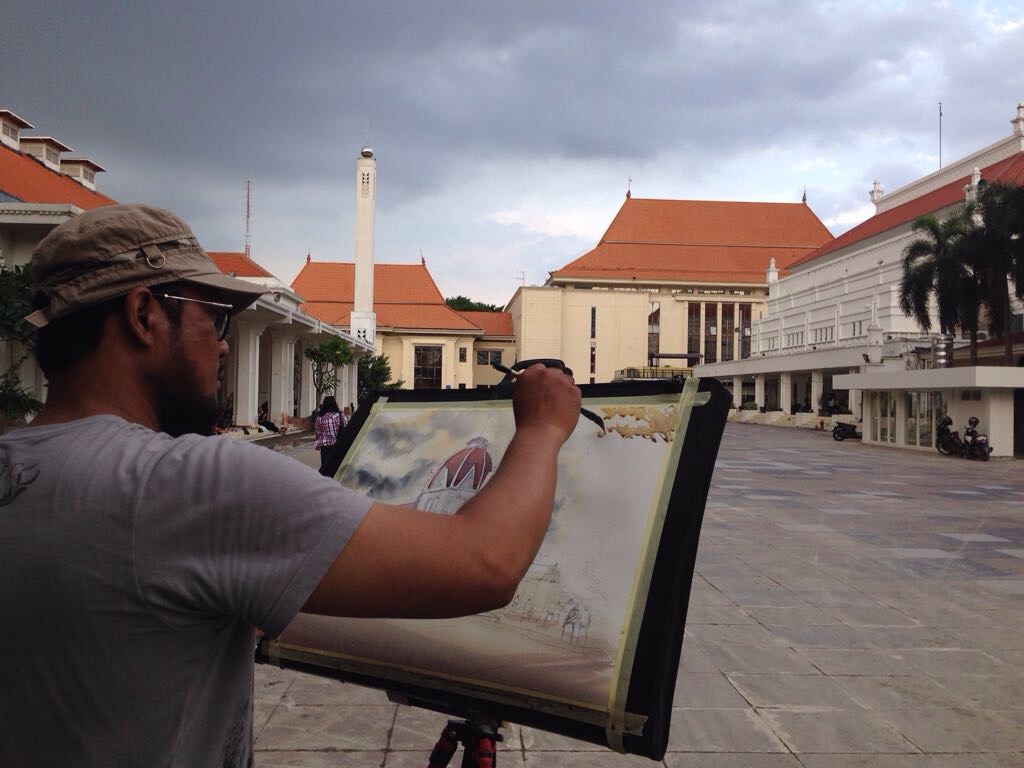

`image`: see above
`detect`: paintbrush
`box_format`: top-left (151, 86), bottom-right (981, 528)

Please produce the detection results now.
top-left (492, 363), bottom-right (606, 432)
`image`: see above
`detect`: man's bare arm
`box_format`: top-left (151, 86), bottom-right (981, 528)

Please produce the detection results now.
top-left (302, 364), bottom-right (581, 618)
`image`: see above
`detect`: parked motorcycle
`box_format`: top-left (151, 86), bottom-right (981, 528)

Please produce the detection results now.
top-left (935, 416), bottom-right (962, 456)
top-left (960, 416), bottom-right (992, 461)
top-left (832, 421), bottom-right (862, 441)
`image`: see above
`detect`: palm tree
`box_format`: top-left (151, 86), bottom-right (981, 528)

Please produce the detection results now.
top-left (898, 210), bottom-right (974, 359)
top-left (967, 182), bottom-right (1024, 365)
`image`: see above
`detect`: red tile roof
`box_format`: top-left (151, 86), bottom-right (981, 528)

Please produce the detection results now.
top-left (551, 197), bottom-right (833, 284)
top-left (0, 143), bottom-right (116, 209)
top-left (789, 151), bottom-right (1024, 269)
top-left (208, 251), bottom-right (275, 278)
top-left (292, 261), bottom-right (482, 332)
top-left (457, 310), bottom-right (514, 337)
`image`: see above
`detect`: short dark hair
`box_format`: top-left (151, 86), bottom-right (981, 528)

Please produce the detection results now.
top-left (33, 282), bottom-right (184, 376)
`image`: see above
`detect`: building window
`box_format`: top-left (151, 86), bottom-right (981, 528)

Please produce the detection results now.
top-left (704, 303), bottom-right (717, 364)
top-left (45, 147), bottom-right (59, 164)
top-left (648, 301), bottom-right (660, 360)
top-left (590, 307), bottom-right (596, 339)
top-left (721, 303), bottom-right (734, 361)
top-left (850, 320), bottom-right (864, 337)
top-left (960, 389), bottom-right (981, 401)
top-left (83, 168), bottom-right (95, 183)
top-left (739, 304), bottom-right (752, 358)
top-left (476, 350), bottom-right (502, 366)
top-left (459, 347), bottom-right (467, 363)
top-left (414, 345), bottom-right (442, 389)
top-left (590, 344), bottom-right (596, 375)
top-left (1, 123), bottom-right (17, 140)
top-left (360, 171), bottom-right (372, 198)
top-left (687, 303), bottom-right (701, 356)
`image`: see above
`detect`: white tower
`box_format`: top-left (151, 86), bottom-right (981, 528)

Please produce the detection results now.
top-left (351, 146), bottom-right (377, 345)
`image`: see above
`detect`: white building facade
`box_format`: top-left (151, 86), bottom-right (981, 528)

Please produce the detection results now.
top-left (696, 103), bottom-right (1024, 458)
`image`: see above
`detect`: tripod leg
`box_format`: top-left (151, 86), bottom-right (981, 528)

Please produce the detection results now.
top-left (427, 723), bottom-right (460, 768)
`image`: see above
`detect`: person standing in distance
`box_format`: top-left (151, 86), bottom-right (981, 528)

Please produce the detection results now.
top-left (0, 204), bottom-right (581, 768)
top-left (314, 394), bottom-right (342, 473)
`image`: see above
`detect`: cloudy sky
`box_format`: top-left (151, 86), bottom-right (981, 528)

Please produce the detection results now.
top-left (3, 2), bottom-right (1022, 305)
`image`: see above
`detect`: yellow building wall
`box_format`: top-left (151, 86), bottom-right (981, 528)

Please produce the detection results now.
top-left (512, 287), bottom-right (563, 362)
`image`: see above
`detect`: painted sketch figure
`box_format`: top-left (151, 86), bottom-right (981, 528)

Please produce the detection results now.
top-left (415, 436), bottom-right (493, 514)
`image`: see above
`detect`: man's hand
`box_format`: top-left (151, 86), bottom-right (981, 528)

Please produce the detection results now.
top-left (511, 363), bottom-right (582, 446)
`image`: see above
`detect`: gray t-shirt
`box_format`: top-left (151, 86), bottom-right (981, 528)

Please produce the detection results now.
top-left (0, 415), bottom-right (372, 767)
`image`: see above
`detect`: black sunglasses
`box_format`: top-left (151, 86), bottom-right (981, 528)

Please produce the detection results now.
top-left (154, 293), bottom-right (233, 341)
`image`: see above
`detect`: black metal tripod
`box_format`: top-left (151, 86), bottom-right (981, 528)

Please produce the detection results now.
top-left (427, 715), bottom-right (504, 768)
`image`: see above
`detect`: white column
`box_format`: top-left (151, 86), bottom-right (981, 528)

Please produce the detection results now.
top-left (347, 360), bottom-right (359, 410)
top-left (811, 370), bottom-right (824, 415)
top-left (732, 375), bottom-right (743, 408)
top-left (780, 371), bottom-right (793, 414)
top-left (848, 367), bottom-right (862, 420)
top-left (297, 337), bottom-right (316, 417)
top-left (233, 317), bottom-right (266, 427)
top-left (754, 374), bottom-right (765, 410)
top-left (269, 329), bottom-right (297, 424)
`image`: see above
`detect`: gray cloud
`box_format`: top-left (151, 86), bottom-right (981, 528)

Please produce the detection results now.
top-left (2, 2), bottom-right (1021, 302)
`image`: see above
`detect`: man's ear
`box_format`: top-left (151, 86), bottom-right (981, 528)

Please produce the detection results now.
top-left (121, 287), bottom-right (163, 349)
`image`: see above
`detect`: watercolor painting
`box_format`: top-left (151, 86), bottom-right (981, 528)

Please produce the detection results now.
top-left (278, 392), bottom-right (686, 712)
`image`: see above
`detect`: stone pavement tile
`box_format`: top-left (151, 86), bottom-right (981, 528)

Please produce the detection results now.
top-left (689, 623), bottom-right (784, 646)
top-left (765, 624), bottom-right (872, 651)
top-left (388, 705), bottom-right (463, 751)
top-left (255, 665), bottom-right (299, 704)
top-left (742, 605), bottom-right (841, 627)
top-left (387, 750), bottom-right (524, 767)
top-left (282, 674), bottom-right (392, 706)
top-left (673, 673), bottom-right (749, 708)
top-left (698, 642), bottom-right (821, 675)
top-left (854, 626), bottom-right (961, 650)
top-left (256, 750), bottom-right (386, 767)
top-left (756, 708), bottom-right (917, 754)
top-left (254, 701), bottom-right (279, 740)
top-left (725, 674), bottom-right (862, 710)
top-left (828, 605), bottom-right (921, 627)
top-left (255, 705), bottom-right (396, 751)
top-left (795, 649), bottom-right (913, 676)
top-left (831, 675), bottom-right (967, 714)
top-left (874, 705), bottom-right (1024, 752)
top-left (516, 725), bottom-right (606, 751)
top-left (679, 643), bottom-right (720, 674)
top-left (941, 625), bottom-right (1024, 651)
top-left (665, 708), bottom-right (787, 753)
top-left (664, 754), bottom-right (802, 768)
top-left (929, 673), bottom-right (1024, 711)
top-left (923, 755), bottom-right (1024, 767)
top-left (523, 750), bottom-right (650, 767)
top-left (898, 648), bottom-right (1010, 677)
top-left (795, 756), bottom-right (934, 767)
top-left (684, 603), bottom-right (756, 625)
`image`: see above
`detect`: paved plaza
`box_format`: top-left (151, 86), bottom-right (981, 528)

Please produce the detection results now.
top-left (255, 423), bottom-right (1024, 767)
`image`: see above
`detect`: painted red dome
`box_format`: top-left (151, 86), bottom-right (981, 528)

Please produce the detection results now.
top-left (427, 437), bottom-right (493, 491)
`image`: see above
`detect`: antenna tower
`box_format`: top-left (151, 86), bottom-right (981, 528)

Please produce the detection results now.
top-left (938, 102), bottom-right (943, 169)
top-left (244, 180), bottom-right (252, 260)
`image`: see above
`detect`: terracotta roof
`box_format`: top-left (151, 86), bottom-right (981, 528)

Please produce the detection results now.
top-left (208, 251), bottom-right (275, 278)
top-left (292, 261), bottom-right (481, 332)
top-left (551, 197), bottom-right (832, 284)
top-left (789, 151), bottom-right (1024, 269)
top-left (457, 310), bottom-right (514, 337)
top-left (0, 143), bottom-right (116, 209)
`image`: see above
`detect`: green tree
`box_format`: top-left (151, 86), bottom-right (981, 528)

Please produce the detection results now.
top-left (965, 182), bottom-right (1024, 365)
top-left (445, 295), bottom-right (502, 312)
top-left (357, 353), bottom-right (404, 405)
top-left (303, 335), bottom-right (353, 406)
top-left (0, 265), bottom-right (42, 422)
top-left (898, 210), bottom-right (976, 361)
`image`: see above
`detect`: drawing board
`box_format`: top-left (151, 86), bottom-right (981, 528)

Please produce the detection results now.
top-left (257, 377), bottom-right (729, 759)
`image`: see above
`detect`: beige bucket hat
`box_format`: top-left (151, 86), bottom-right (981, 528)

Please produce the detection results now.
top-left (26, 203), bottom-right (267, 328)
